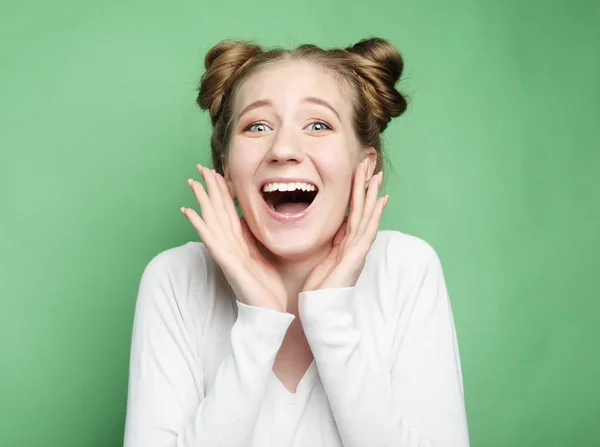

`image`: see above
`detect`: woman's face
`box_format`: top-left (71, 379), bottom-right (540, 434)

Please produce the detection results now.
top-left (224, 60), bottom-right (375, 261)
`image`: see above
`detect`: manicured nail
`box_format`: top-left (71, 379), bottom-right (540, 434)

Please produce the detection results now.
top-left (180, 207), bottom-right (187, 215)
top-left (187, 178), bottom-right (193, 187)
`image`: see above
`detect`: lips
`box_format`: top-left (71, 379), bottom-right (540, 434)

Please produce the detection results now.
top-left (258, 178), bottom-right (320, 221)
top-left (260, 190), bottom-right (319, 222)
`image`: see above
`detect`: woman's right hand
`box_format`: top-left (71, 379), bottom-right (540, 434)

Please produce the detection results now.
top-left (181, 164), bottom-right (288, 313)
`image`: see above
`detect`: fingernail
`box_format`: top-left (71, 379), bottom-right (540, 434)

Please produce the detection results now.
top-left (187, 178), bottom-right (193, 187)
top-left (378, 171), bottom-right (383, 185)
top-left (385, 195), bottom-right (389, 205)
top-left (180, 207), bottom-right (186, 215)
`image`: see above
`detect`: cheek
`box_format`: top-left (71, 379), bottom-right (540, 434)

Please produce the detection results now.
top-left (226, 140), bottom-right (264, 184)
top-left (312, 146), bottom-right (355, 187)
top-left (309, 134), bottom-right (358, 169)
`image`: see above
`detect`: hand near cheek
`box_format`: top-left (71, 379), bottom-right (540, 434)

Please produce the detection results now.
top-left (302, 160), bottom-right (389, 292)
top-left (181, 165), bottom-right (288, 313)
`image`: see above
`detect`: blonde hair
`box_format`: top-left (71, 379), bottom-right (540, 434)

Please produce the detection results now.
top-left (196, 37), bottom-right (408, 175)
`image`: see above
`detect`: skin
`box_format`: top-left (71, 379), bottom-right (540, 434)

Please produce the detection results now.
top-left (182, 60), bottom-right (389, 390)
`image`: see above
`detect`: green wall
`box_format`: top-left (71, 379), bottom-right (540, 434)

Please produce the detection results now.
top-left (1, 0), bottom-right (598, 445)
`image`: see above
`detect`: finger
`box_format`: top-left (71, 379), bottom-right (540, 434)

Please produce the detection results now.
top-left (188, 177), bottom-right (217, 228)
top-left (362, 195), bottom-right (388, 247)
top-left (182, 206), bottom-right (241, 272)
top-left (196, 165), bottom-right (239, 246)
top-left (181, 207), bottom-right (212, 246)
top-left (197, 165), bottom-right (225, 214)
top-left (304, 246), bottom-right (339, 292)
top-left (239, 216), bottom-right (264, 260)
top-left (214, 171), bottom-right (243, 238)
top-left (332, 217), bottom-right (348, 247)
top-left (348, 160), bottom-right (367, 236)
top-left (358, 171), bottom-right (382, 236)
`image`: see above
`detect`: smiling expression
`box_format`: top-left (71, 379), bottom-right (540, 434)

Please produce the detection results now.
top-left (223, 60), bottom-right (376, 262)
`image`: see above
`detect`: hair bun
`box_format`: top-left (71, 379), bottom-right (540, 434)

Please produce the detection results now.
top-left (345, 37), bottom-right (407, 131)
top-left (197, 40), bottom-right (263, 125)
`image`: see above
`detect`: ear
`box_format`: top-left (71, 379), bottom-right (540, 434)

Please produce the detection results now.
top-left (362, 147), bottom-right (378, 182)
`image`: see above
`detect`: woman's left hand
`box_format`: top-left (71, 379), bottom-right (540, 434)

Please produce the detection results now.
top-left (302, 159), bottom-right (389, 292)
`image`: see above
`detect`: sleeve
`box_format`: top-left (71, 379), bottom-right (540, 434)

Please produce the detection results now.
top-left (123, 253), bottom-right (295, 447)
top-left (298, 246), bottom-right (470, 447)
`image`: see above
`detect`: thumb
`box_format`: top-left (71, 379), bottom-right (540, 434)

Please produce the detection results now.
top-left (332, 217), bottom-right (348, 247)
top-left (239, 216), bottom-right (266, 260)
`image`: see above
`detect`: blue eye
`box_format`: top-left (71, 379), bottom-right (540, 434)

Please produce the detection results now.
top-left (246, 122), bottom-right (271, 132)
top-left (244, 121), bottom-right (331, 133)
top-left (307, 121), bottom-right (331, 131)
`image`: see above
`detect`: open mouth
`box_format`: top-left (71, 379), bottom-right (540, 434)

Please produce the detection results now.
top-left (261, 182), bottom-right (319, 215)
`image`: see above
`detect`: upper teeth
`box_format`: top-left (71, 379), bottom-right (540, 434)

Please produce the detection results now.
top-left (262, 182), bottom-right (317, 193)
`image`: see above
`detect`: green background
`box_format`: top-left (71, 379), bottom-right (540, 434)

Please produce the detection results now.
top-left (1, 0), bottom-right (598, 445)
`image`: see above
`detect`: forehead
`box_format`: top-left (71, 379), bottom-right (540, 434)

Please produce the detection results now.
top-left (234, 60), bottom-right (351, 119)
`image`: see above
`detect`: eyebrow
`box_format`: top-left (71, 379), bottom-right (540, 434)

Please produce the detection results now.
top-left (236, 96), bottom-right (341, 122)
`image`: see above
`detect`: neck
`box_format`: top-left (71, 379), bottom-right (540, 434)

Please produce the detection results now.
top-left (260, 239), bottom-right (332, 316)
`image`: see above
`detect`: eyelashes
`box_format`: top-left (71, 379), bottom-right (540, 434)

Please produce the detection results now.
top-left (243, 120), bottom-right (333, 133)
top-left (307, 121), bottom-right (332, 132)
top-left (244, 122), bottom-right (270, 132)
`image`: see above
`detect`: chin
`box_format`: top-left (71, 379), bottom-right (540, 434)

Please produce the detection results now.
top-left (239, 184), bottom-right (347, 262)
top-left (258, 229), bottom-right (329, 263)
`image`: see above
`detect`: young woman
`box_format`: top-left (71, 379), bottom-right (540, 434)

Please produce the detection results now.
top-left (124, 38), bottom-right (470, 446)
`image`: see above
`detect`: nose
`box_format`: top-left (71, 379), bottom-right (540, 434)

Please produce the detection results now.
top-left (265, 127), bottom-right (304, 165)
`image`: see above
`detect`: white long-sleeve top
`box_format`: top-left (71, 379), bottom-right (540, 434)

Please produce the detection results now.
top-left (123, 230), bottom-right (470, 446)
